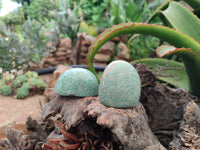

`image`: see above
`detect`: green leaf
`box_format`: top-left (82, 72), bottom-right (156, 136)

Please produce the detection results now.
top-left (161, 1), bottom-right (200, 43)
top-left (157, 45), bottom-right (200, 97)
top-left (134, 58), bottom-right (189, 91)
top-left (87, 23), bottom-right (200, 81)
top-left (183, 0), bottom-right (200, 10)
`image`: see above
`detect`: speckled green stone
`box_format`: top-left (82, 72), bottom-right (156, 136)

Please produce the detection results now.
top-left (54, 68), bottom-right (98, 97)
top-left (99, 60), bottom-right (141, 108)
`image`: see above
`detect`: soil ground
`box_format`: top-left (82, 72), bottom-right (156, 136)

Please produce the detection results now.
top-left (0, 74), bottom-right (52, 140)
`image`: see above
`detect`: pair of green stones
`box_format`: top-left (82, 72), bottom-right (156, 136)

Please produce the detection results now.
top-left (55, 60), bottom-right (141, 108)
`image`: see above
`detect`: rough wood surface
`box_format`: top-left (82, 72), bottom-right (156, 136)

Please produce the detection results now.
top-left (169, 101), bottom-right (200, 150)
top-left (136, 64), bottom-right (199, 148)
top-left (0, 116), bottom-right (53, 150)
top-left (42, 96), bottom-right (165, 150)
top-left (0, 127), bottom-right (30, 150)
top-left (140, 84), bottom-right (198, 147)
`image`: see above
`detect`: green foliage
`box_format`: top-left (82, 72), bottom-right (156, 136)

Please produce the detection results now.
top-left (0, 0), bottom-right (2, 11)
top-left (11, 0), bottom-right (32, 5)
top-left (134, 58), bottom-right (189, 90)
top-left (25, 71), bottom-right (38, 78)
top-left (50, 0), bottom-right (80, 43)
top-left (16, 75), bottom-right (27, 83)
top-left (0, 22), bottom-right (26, 72)
top-left (12, 79), bottom-right (21, 88)
top-left (3, 74), bottom-right (15, 82)
top-left (21, 82), bottom-right (31, 90)
top-left (1, 7), bottom-right (25, 28)
top-left (70, 0), bottom-right (162, 29)
top-left (0, 85), bottom-right (12, 96)
top-left (79, 22), bottom-right (97, 37)
top-left (23, 0), bottom-right (56, 23)
top-left (0, 18), bottom-right (57, 73)
top-left (86, 1), bottom-right (200, 98)
top-left (0, 79), bottom-right (5, 87)
top-left (29, 78), bottom-right (47, 90)
top-left (16, 87), bottom-right (29, 99)
top-left (0, 71), bottom-right (47, 99)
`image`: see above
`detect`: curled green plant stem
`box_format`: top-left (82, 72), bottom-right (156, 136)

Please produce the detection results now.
top-left (86, 22), bottom-right (200, 82)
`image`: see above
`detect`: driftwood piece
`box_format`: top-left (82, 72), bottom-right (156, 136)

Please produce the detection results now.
top-left (169, 101), bottom-right (200, 150)
top-left (0, 127), bottom-right (30, 150)
top-left (140, 84), bottom-right (197, 147)
top-left (0, 116), bottom-right (54, 150)
top-left (136, 64), bottom-right (199, 147)
top-left (42, 96), bottom-right (165, 150)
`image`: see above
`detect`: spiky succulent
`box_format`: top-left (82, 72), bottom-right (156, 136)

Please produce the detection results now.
top-left (3, 74), bottom-right (15, 82)
top-left (29, 78), bottom-right (47, 90)
top-left (0, 85), bottom-right (12, 96)
top-left (25, 71), bottom-right (38, 78)
top-left (21, 82), bottom-right (31, 90)
top-left (0, 71), bottom-right (47, 99)
top-left (16, 75), bottom-right (27, 83)
top-left (0, 79), bottom-right (6, 88)
top-left (16, 87), bottom-right (29, 99)
top-left (12, 79), bottom-right (21, 88)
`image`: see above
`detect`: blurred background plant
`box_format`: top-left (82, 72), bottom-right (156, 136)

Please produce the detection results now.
top-left (0, 18), bottom-right (58, 76)
top-left (0, 0), bottom-right (2, 11)
top-left (0, 0), bottom-right (169, 76)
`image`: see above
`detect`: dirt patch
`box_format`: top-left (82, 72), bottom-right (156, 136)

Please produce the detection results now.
top-left (0, 95), bottom-right (48, 139)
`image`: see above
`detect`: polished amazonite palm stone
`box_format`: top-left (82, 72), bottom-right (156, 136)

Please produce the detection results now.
top-left (99, 60), bottom-right (141, 108)
top-left (55, 68), bottom-right (98, 97)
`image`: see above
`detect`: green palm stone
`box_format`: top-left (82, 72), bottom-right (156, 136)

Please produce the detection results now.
top-left (99, 60), bottom-right (141, 108)
top-left (54, 68), bottom-right (98, 97)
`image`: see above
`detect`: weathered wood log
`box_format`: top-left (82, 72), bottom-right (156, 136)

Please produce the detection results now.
top-left (0, 116), bottom-right (54, 150)
top-left (42, 96), bottom-right (165, 150)
top-left (0, 127), bottom-right (30, 150)
top-left (136, 64), bottom-right (199, 148)
top-left (169, 101), bottom-right (200, 149)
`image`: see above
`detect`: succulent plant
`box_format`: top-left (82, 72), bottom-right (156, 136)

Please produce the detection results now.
top-left (54, 68), bottom-right (98, 97)
top-left (12, 79), bottom-right (21, 88)
top-left (0, 85), bottom-right (12, 96)
top-left (0, 79), bottom-right (6, 88)
top-left (16, 87), bottom-right (29, 99)
top-left (3, 74), bottom-right (15, 82)
top-left (0, 71), bottom-right (47, 99)
top-left (25, 71), bottom-right (38, 78)
top-left (21, 82), bottom-right (31, 90)
top-left (16, 75), bottom-right (27, 83)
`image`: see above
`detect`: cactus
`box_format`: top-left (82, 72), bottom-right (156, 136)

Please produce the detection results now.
top-left (16, 87), bottom-right (29, 99)
top-left (0, 85), bottom-right (12, 96)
